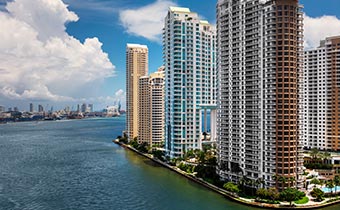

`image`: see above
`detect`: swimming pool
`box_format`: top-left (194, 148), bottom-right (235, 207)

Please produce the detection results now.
top-left (321, 186), bottom-right (340, 193)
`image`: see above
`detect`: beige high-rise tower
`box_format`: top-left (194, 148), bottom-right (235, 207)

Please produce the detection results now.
top-left (138, 67), bottom-right (165, 146)
top-left (126, 44), bottom-right (148, 141)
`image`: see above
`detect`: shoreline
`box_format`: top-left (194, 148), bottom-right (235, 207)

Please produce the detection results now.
top-left (113, 139), bottom-right (340, 209)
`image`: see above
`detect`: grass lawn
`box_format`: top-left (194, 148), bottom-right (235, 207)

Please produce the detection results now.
top-left (294, 196), bottom-right (309, 204)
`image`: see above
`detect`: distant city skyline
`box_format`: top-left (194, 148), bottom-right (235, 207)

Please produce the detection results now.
top-left (0, 102), bottom-right (114, 112)
top-left (0, 0), bottom-right (340, 110)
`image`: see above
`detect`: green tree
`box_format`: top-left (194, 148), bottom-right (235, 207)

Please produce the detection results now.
top-left (247, 179), bottom-right (256, 196)
top-left (310, 188), bottom-right (325, 202)
top-left (280, 188), bottom-right (303, 206)
top-left (152, 150), bottom-right (164, 161)
top-left (184, 149), bottom-right (195, 160)
top-left (197, 150), bottom-right (206, 164)
top-left (279, 176), bottom-right (287, 188)
top-left (255, 178), bottom-right (264, 189)
top-left (334, 175), bottom-right (340, 194)
top-left (137, 142), bottom-right (148, 153)
top-left (326, 180), bottom-right (335, 195)
top-left (223, 182), bottom-right (240, 194)
top-left (322, 151), bottom-right (331, 164)
top-left (238, 176), bottom-right (249, 193)
top-left (311, 178), bottom-right (320, 188)
top-left (202, 144), bottom-right (212, 152)
top-left (309, 148), bottom-right (320, 162)
top-left (268, 187), bottom-right (280, 201)
top-left (130, 139), bottom-right (139, 149)
top-left (319, 179), bottom-right (325, 186)
top-left (256, 188), bottom-right (268, 199)
top-left (288, 176), bottom-right (296, 188)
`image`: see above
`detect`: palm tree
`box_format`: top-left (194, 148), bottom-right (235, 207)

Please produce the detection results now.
top-left (322, 151), bottom-right (331, 164)
top-left (288, 176), bottom-right (296, 188)
top-left (279, 176), bottom-right (287, 188)
top-left (311, 178), bottom-right (320, 188)
top-left (238, 176), bottom-right (248, 193)
top-left (334, 176), bottom-right (340, 194)
top-left (272, 174), bottom-right (279, 188)
top-left (272, 174), bottom-right (278, 182)
top-left (255, 178), bottom-right (264, 189)
top-left (309, 148), bottom-right (319, 162)
top-left (319, 179), bottom-right (325, 186)
top-left (326, 180), bottom-right (335, 195)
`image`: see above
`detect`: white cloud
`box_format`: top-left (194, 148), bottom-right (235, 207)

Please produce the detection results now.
top-left (304, 14), bottom-right (340, 49)
top-left (0, 0), bottom-right (115, 102)
top-left (115, 89), bottom-right (124, 98)
top-left (119, 0), bottom-right (176, 42)
top-left (83, 89), bottom-right (125, 109)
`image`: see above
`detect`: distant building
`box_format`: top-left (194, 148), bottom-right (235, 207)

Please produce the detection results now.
top-left (81, 103), bottom-right (87, 113)
top-left (64, 106), bottom-right (70, 113)
top-left (13, 107), bottom-right (18, 112)
top-left (118, 101), bottom-right (121, 113)
top-left (126, 43), bottom-right (148, 141)
top-left (104, 106), bottom-right (120, 117)
top-left (88, 104), bottom-right (94, 112)
top-left (38, 104), bottom-right (44, 112)
top-left (77, 104), bottom-right (80, 112)
top-left (29, 103), bottom-right (34, 112)
top-left (0, 106), bottom-right (5, 113)
top-left (8, 108), bottom-right (12, 112)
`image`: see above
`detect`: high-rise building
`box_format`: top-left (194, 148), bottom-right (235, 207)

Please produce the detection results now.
top-left (216, 0), bottom-right (304, 189)
top-left (138, 76), bottom-right (151, 144)
top-left (150, 68), bottom-right (165, 146)
top-left (29, 103), bottom-right (34, 112)
top-left (138, 67), bottom-right (165, 146)
top-left (81, 103), bottom-right (87, 113)
top-left (0, 106), bottom-right (5, 113)
top-left (302, 36), bottom-right (340, 151)
top-left (126, 44), bottom-right (148, 141)
top-left (38, 104), bottom-right (44, 112)
top-left (13, 107), bottom-right (19, 112)
top-left (88, 104), bottom-right (94, 112)
top-left (64, 106), bottom-right (70, 113)
top-left (163, 7), bottom-right (216, 158)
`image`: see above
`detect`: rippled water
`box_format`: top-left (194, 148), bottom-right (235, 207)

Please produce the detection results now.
top-left (0, 117), bottom-right (339, 210)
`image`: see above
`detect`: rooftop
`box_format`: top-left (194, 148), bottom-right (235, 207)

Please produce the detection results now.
top-left (126, 43), bottom-right (148, 49)
top-left (200, 20), bottom-right (210, 25)
top-left (169, 6), bottom-right (190, 13)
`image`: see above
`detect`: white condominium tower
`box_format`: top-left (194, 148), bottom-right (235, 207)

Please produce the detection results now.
top-left (302, 36), bottom-right (340, 151)
top-left (216, 0), bottom-right (304, 189)
top-left (163, 7), bottom-right (216, 158)
top-left (150, 68), bottom-right (166, 146)
top-left (126, 44), bottom-right (148, 141)
top-left (138, 67), bottom-right (165, 146)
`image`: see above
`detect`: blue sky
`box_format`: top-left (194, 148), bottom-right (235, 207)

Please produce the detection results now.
top-left (64, 0), bottom-right (218, 109)
top-left (0, 0), bottom-right (340, 111)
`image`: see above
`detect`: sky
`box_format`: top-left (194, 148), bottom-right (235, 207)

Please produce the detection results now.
top-left (0, 0), bottom-right (340, 111)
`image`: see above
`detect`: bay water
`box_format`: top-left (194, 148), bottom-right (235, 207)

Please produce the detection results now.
top-left (0, 117), bottom-right (338, 210)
